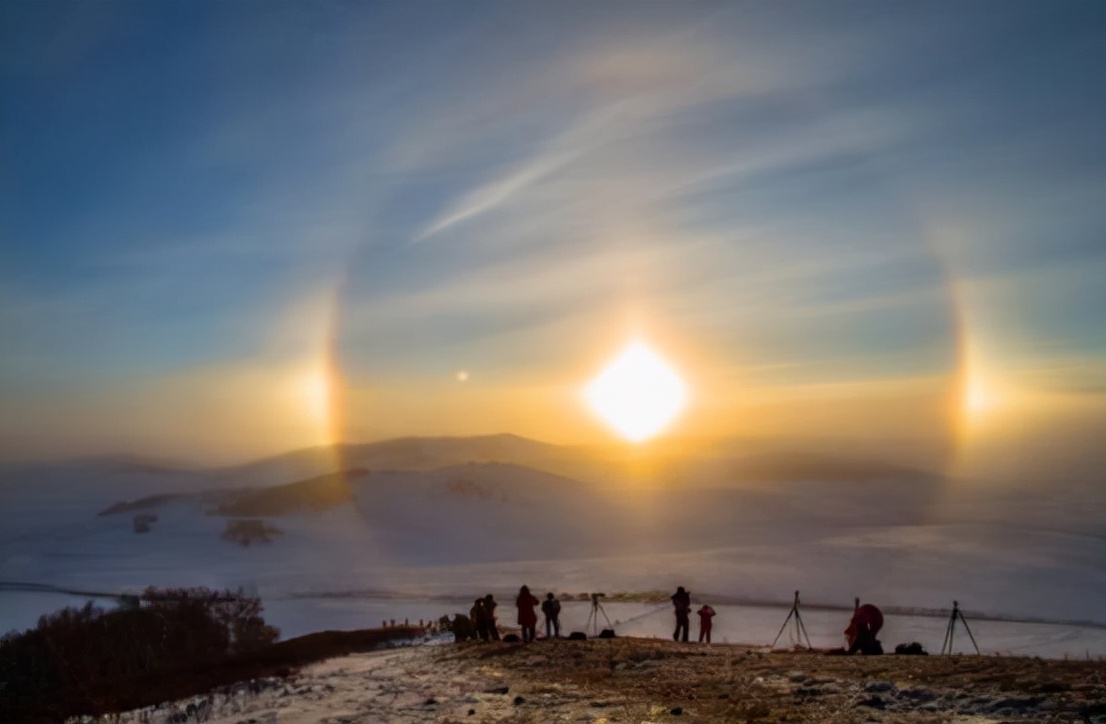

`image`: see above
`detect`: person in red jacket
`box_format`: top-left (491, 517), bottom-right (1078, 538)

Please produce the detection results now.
top-left (845, 598), bottom-right (884, 655)
top-left (697, 603), bottom-right (716, 643)
top-left (516, 585), bottom-right (540, 643)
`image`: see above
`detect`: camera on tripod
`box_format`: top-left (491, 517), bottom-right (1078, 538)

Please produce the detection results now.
top-left (586, 593), bottom-right (612, 636)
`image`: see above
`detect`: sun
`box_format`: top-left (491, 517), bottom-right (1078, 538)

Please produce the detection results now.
top-left (585, 341), bottom-right (688, 443)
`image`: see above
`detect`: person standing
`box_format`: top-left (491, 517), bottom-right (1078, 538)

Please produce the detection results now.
top-left (516, 585), bottom-right (540, 643)
top-left (541, 592), bottom-right (561, 638)
top-left (671, 586), bottom-right (691, 642)
top-left (470, 598), bottom-right (487, 641)
top-left (483, 594), bottom-right (500, 640)
top-left (697, 603), bottom-right (716, 643)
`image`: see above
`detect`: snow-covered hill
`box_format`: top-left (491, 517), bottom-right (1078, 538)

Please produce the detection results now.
top-left (2, 436), bottom-right (1104, 653)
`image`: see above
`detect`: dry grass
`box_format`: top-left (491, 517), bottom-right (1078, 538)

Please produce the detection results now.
top-left (436, 637), bottom-right (1106, 722)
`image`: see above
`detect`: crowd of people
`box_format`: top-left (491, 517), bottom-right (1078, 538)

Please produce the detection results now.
top-left (455, 586), bottom-right (884, 654)
top-left (464, 587), bottom-right (564, 643)
top-left (456, 585), bottom-right (718, 644)
top-left (449, 588), bottom-right (880, 658)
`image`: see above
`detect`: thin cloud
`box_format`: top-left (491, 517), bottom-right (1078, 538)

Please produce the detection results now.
top-left (414, 148), bottom-right (577, 242)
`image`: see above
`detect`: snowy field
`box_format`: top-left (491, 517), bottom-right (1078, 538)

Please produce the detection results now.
top-left (3, 448), bottom-right (1104, 661)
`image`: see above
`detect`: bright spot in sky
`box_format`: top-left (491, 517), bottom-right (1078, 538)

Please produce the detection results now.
top-left (586, 342), bottom-right (687, 443)
top-left (456, 370), bottom-right (469, 382)
top-left (961, 350), bottom-right (1001, 422)
top-left (299, 370), bottom-right (331, 426)
top-left (965, 375), bottom-right (996, 417)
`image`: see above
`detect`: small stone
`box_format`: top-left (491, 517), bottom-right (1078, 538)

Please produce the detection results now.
top-left (513, 696), bottom-right (526, 705)
top-left (864, 681), bottom-right (895, 693)
top-left (989, 697), bottom-right (1041, 711)
top-left (486, 685), bottom-right (510, 695)
top-left (858, 696), bottom-right (886, 709)
top-left (468, 709), bottom-right (476, 716)
top-left (670, 706), bottom-right (684, 715)
top-left (897, 688), bottom-right (937, 703)
top-left (787, 671), bottom-right (808, 683)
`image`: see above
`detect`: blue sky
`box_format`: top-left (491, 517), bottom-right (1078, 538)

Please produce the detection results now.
top-left (1, 1), bottom-right (1103, 464)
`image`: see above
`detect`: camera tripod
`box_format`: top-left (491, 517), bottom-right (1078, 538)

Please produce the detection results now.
top-left (771, 590), bottom-right (813, 651)
top-left (586, 593), bottom-right (613, 636)
top-left (941, 600), bottom-right (980, 655)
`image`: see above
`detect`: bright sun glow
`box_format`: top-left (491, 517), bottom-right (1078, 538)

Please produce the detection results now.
top-left (586, 341), bottom-right (687, 442)
top-left (299, 369), bottom-right (331, 427)
top-left (965, 377), bottom-right (992, 416)
top-left (961, 348), bottom-right (1002, 421)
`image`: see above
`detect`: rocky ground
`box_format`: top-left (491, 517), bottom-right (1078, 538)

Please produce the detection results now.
top-left (107, 637), bottom-right (1105, 723)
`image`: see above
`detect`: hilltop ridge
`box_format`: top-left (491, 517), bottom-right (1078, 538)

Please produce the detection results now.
top-left (98, 634), bottom-right (1106, 723)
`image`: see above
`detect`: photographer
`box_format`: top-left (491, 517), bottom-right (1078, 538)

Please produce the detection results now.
top-left (542, 592), bottom-right (561, 638)
top-left (671, 586), bottom-right (691, 642)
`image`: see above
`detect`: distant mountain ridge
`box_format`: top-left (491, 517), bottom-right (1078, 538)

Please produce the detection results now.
top-left (201, 433), bottom-right (943, 492)
top-left (7, 433), bottom-right (946, 503)
top-left (201, 434), bottom-right (581, 489)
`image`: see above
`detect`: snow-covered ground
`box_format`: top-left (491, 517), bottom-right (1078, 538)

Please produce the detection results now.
top-left (2, 447), bottom-right (1104, 659)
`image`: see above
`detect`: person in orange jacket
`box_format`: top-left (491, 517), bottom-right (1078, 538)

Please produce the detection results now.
top-left (697, 603), bottom-right (716, 643)
top-left (516, 585), bottom-right (540, 643)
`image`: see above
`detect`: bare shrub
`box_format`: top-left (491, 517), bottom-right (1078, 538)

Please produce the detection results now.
top-left (0, 587), bottom-right (279, 721)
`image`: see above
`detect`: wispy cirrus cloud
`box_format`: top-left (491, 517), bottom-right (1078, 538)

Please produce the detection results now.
top-left (2, 1), bottom-right (1103, 462)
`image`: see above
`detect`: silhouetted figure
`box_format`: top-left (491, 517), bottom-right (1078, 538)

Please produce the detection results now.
top-left (671, 586), bottom-right (691, 642)
top-left (845, 599), bottom-right (884, 655)
top-left (452, 613), bottom-right (475, 642)
top-left (516, 585), bottom-right (540, 643)
top-left (483, 594), bottom-right (500, 640)
top-left (542, 592), bottom-right (561, 638)
top-left (697, 604), bottom-right (716, 643)
top-left (470, 598), bottom-right (487, 641)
